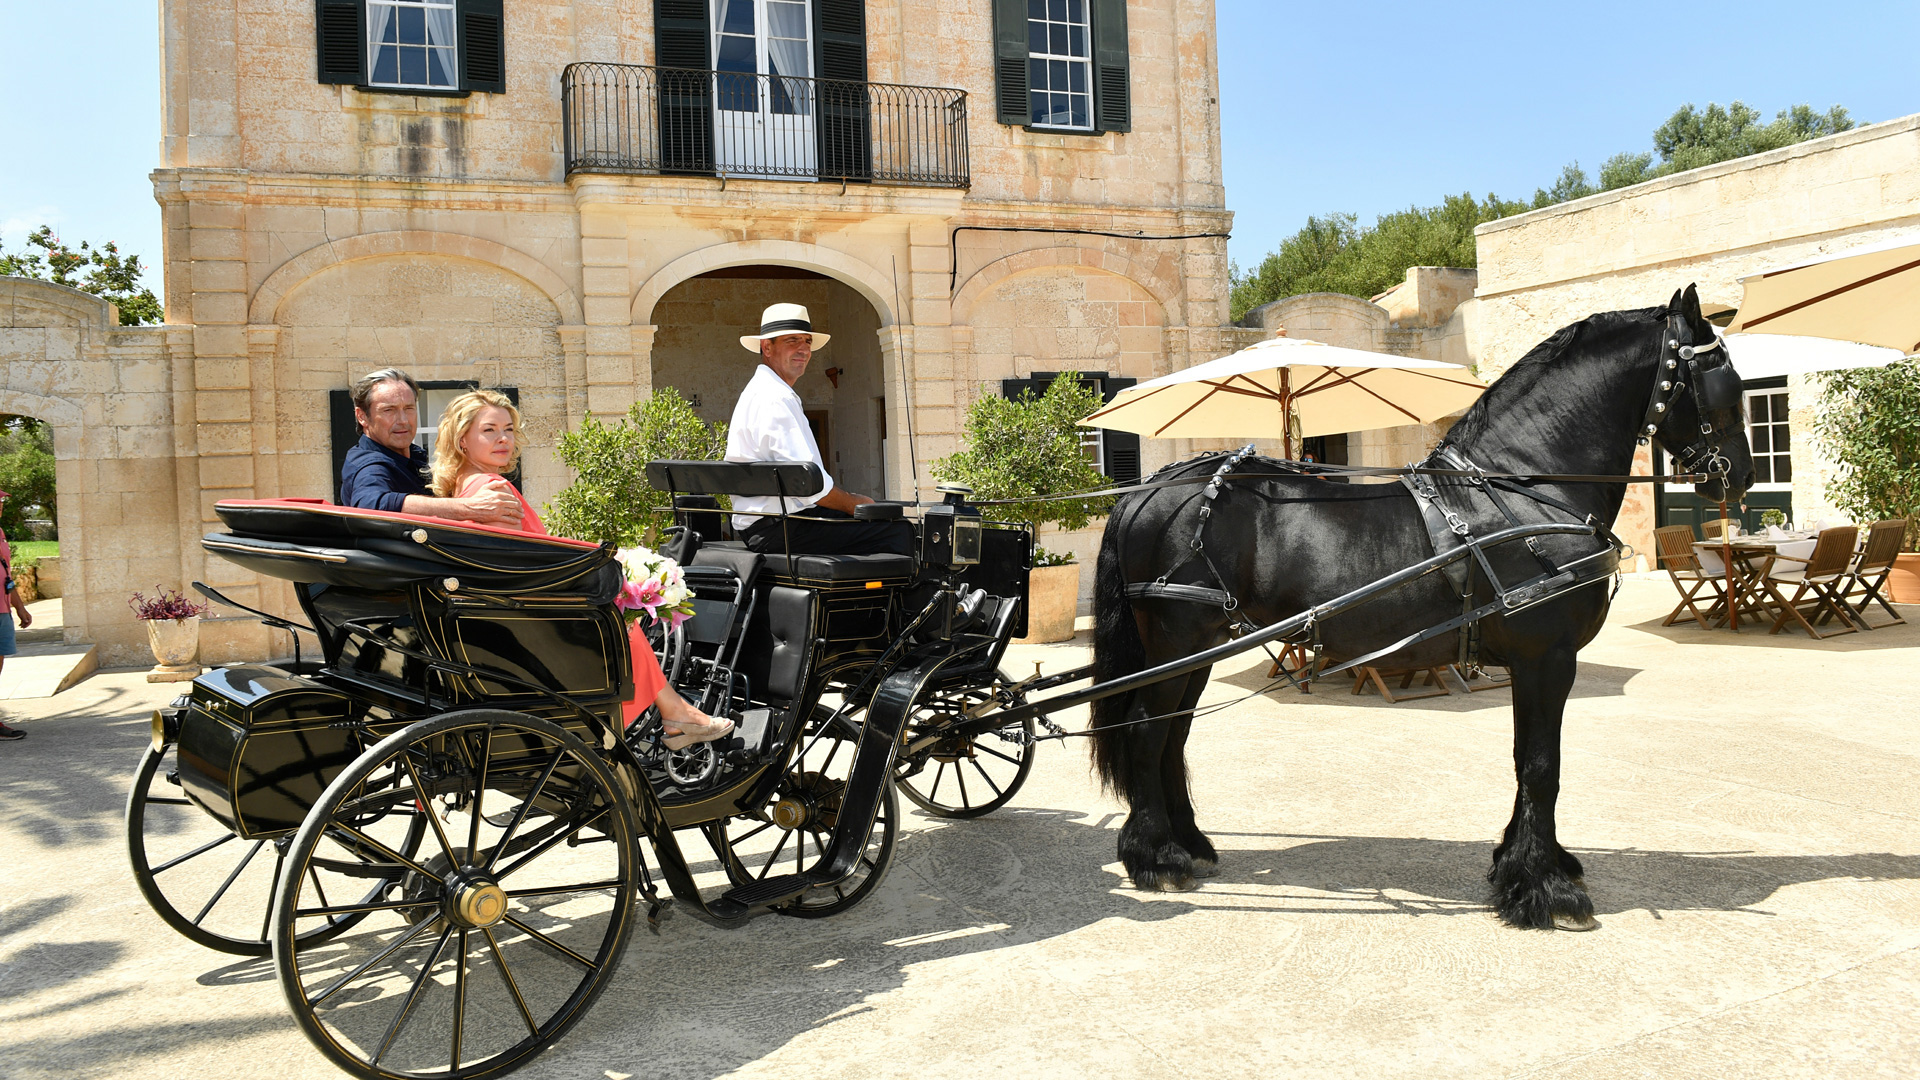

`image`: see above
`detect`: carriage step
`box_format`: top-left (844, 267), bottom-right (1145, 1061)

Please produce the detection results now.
top-left (720, 873), bottom-right (812, 910)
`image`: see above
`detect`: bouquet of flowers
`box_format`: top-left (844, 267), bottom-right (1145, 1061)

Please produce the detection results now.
top-left (614, 546), bottom-right (695, 630)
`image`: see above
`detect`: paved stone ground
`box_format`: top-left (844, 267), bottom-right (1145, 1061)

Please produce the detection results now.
top-left (3, 578), bottom-right (1917, 1079)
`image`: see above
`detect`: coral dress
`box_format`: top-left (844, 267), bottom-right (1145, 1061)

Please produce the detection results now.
top-left (457, 472), bottom-right (667, 725)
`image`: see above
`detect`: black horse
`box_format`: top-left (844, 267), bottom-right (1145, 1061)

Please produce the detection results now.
top-left (1089, 286), bottom-right (1753, 930)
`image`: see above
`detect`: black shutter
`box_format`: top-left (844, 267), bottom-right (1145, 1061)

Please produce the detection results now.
top-left (655, 0), bottom-right (714, 173)
top-left (316, 0), bottom-right (364, 84)
top-left (459, 0), bottom-right (505, 93)
top-left (991, 0), bottom-right (1031, 125)
top-left (1091, 0), bottom-right (1130, 132)
top-left (815, 0), bottom-right (871, 181)
top-left (1001, 378), bottom-right (1041, 401)
top-left (1099, 377), bottom-right (1140, 482)
top-left (329, 390), bottom-right (362, 503)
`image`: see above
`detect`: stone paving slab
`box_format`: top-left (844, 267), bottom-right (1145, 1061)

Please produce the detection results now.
top-left (1, 578), bottom-right (1915, 1079)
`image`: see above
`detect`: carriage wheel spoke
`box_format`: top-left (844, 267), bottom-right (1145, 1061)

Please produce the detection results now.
top-left (485, 747), bottom-right (566, 873)
top-left (465, 728), bottom-right (493, 859)
top-left (329, 821), bottom-right (436, 879)
top-left (928, 762), bottom-right (946, 803)
top-left (954, 763), bottom-right (970, 807)
top-left (372, 925), bottom-right (454, 1066)
top-left (731, 820), bottom-right (774, 845)
top-left (150, 831), bottom-right (237, 875)
top-left (451, 929), bottom-right (469, 1071)
top-left (193, 840), bottom-right (264, 926)
top-left (306, 866), bottom-right (336, 923)
top-left (758, 830), bottom-right (793, 880)
top-left (144, 795), bottom-right (193, 806)
top-left (500, 914), bottom-right (596, 969)
top-left (402, 756), bottom-right (464, 865)
top-left (309, 916), bottom-right (438, 1007)
top-left (504, 880), bottom-right (622, 901)
top-left (296, 895), bottom-right (440, 920)
top-left (260, 849), bottom-right (287, 941)
top-left (482, 926), bottom-right (540, 1037)
top-left (974, 743), bottom-right (1023, 767)
top-left (494, 805), bottom-right (611, 881)
top-left (969, 760), bottom-right (1004, 797)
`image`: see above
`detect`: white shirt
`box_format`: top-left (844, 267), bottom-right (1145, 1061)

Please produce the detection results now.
top-left (725, 363), bottom-right (834, 531)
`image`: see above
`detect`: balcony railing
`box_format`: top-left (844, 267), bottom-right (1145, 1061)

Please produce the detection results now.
top-left (562, 62), bottom-right (969, 188)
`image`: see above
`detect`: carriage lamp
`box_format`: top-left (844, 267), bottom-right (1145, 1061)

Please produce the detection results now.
top-left (922, 484), bottom-right (983, 568)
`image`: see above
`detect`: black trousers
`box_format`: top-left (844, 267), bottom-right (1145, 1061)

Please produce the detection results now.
top-left (743, 507), bottom-right (916, 557)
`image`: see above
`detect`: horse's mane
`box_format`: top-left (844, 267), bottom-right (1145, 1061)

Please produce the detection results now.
top-left (1438, 305), bottom-right (1664, 450)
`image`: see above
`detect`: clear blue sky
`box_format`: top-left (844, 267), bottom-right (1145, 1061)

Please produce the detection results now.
top-left (3, 1), bottom-right (1916, 297)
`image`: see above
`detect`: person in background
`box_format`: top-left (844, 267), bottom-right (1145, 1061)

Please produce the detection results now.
top-left (0, 490), bottom-right (35, 741)
top-left (431, 390), bottom-right (732, 749)
top-left (338, 368), bottom-right (521, 527)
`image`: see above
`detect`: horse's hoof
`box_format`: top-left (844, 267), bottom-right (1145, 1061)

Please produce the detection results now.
top-left (1553, 912), bottom-right (1600, 932)
top-left (1133, 869), bottom-right (1199, 893)
top-left (1190, 857), bottom-right (1220, 879)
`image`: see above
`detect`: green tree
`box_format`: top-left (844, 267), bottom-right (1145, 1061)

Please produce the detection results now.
top-left (1814, 359), bottom-right (1920, 550)
top-left (0, 225), bottom-right (163, 325)
top-left (934, 373), bottom-right (1114, 562)
top-left (0, 416), bottom-right (58, 539)
top-left (1531, 162), bottom-right (1597, 209)
top-left (1551, 102), bottom-right (1858, 200)
top-left (542, 388), bottom-right (728, 546)
top-left (1229, 193), bottom-right (1527, 320)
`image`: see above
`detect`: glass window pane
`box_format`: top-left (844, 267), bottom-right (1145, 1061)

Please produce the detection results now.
top-left (1752, 458), bottom-right (1772, 484)
top-left (1029, 57), bottom-right (1047, 90)
top-left (769, 2), bottom-right (807, 40)
top-left (1771, 393), bottom-right (1789, 418)
top-left (1049, 0), bottom-right (1067, 19)
top-left (1051, 58), bottom-right (1068, 88)
top-left (398, 4), bottom-right (425, 43)
top-left (1069, 60), bottom-right (1086, 92)
top-left (1069, 24), bottom-right (1086, 56)
top-left (1030, 21), bottom-right (1047, 55)
top-left (375, 5), bottom-right (399, 44)
top-left (1749, 396), bottom-right (1766, 423)
top-left (1750, 426), bottom-right (1769, 454)
top-left (399, 46), bottom-right (426, 85)
top-left (1030, 91), bottom-right (1047, 125)
top-left (426, 7), bottom-right (455, 47)
top-left (718, 0), bottom-right (754, 35)
top-left (428, 46), bottom-right (455, 87)
top-left (1776, 455), bottom-right (1792, 483)
top-left (1050, 23), bottom-right (1067, 54)
top-left (717, 35), bottom-right (756, 73)
top-left (1029, 0), bottom-right (1046, 18)
top-left (1069, 0), bottom-right (1085, 19)
top-left (371, 44), bottom-right (398, 83)
top-left (1070, 94), bottom-right (1088, 128)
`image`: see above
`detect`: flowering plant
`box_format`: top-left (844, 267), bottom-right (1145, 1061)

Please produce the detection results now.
top-left (128, 586), bottom-right (208, 623)
top-left (613, 546), bottom-right (695, 629)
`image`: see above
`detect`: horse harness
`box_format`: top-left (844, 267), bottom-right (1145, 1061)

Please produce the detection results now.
top-left (1123, 313), bottom-right (1741, 685)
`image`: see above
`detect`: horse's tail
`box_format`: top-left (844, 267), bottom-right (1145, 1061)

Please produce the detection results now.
top-left (1089, 508), bottom-right (1144, 801)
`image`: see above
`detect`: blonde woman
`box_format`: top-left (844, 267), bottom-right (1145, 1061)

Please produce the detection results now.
top-left (432, 390), bottom-right (732, 749)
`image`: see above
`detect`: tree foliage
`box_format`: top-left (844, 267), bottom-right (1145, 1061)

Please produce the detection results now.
top-left (1814, 359), bottom-right (1920, 550)
top-left (0, 225), bottom-right (162, 326)
top-left (1231, 100), bottom-right (1859, 321)
top-left (934, 374), bottom-right (1115, 559)
top-left (0, 416), bottom-right (58, 540)
top-left (543, 388), bottom-right (727, 547)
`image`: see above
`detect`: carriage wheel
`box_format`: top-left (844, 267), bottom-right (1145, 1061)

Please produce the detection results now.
top-left (126, 740), bottom-right (425, 956)
top-left (893, 671), bottom-right (1036, 819)
top-left (272, 710), bottom-right (636, 1080)
top-left (711, 705), bottom-right (896, 919)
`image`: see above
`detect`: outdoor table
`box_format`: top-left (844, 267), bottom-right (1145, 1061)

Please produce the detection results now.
top-left (1694, 533), bottom-right (1814, 630)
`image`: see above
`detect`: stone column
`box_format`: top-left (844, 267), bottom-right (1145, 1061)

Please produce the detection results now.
top-left (558, 324), bottom-right (588, 430)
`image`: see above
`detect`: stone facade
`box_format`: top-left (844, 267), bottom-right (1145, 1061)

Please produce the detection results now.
top-left (0, 0), bottom-right (1230, 661)
top-left (1473, 113), bottom-right (1920, 552)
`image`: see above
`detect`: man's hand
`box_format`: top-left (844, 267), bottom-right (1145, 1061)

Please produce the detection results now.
top-left (817, 485), bottom-right (872, 514)
top-left (15, 606), bottom-right (30, 629)
top-left (460, 476), bottom-right (523, 527)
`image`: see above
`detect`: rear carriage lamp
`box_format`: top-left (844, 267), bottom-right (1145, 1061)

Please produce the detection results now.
top-left (922, 484), bottom-right (983, 569)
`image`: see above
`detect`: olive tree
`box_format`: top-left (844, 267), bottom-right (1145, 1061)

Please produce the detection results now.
top-left (1814, 358), bottom-right (1920, 550)
top-left (544, 388), bottom-right (727, 546)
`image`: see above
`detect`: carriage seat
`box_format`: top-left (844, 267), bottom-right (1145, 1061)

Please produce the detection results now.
top-left (760, 552), bottom-right (917, 586)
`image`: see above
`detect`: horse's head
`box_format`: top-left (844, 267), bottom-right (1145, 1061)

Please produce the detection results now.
top-left (1647, 285), bottom-right (1753, 504)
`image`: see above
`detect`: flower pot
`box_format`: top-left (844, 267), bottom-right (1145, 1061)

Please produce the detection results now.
top-left (1014, 563), bottom-right (1081, 644)
top-left (145, 616), bottom-right (201, 683)
top-left (1888, 553), bottom-right (1920, 605)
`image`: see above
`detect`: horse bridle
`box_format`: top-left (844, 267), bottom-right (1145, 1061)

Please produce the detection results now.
top-left (1640, 313), bottom-right (1745, 485)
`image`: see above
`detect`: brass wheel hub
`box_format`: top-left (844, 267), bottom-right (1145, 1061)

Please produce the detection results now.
top-left (444, 871), bottom-right (509, 929)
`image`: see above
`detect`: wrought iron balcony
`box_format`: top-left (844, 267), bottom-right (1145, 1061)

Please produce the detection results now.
top-left (562, 62), bottom-right (969, 188)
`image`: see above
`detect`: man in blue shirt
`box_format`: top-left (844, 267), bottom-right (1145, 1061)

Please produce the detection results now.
top-left (339, 368), bottom-right (520, 525)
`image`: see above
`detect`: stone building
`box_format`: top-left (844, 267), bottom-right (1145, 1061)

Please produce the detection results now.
top-left (2, 0), bottom-right (1231, 664)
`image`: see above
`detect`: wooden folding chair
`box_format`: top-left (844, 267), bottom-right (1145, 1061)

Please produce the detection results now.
top-left (1701, 517), bottom-right (1730, 541)
top-left (1761, 526), bottom-right (1860, 638)
top-left (1834, 518), bottom-right (1909, 629)
top-left (1265, 642), bottom-right (1317, 693)
top-left (1351, 665), bottom-right (1452, 703)
top-left (1654, 524), bottom-right (1726, 629)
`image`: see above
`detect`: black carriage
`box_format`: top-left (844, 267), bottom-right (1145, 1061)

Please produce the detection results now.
top-left (127, 462), bottom-right (1039, 1079)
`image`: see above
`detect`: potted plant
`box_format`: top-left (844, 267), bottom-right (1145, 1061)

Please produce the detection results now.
top-left (1815, 359), bottom-right (1920, 602)
top-left (936, 373), bottom-right (1116, 642)
top-left (129, 586), bottom-right (208, 682)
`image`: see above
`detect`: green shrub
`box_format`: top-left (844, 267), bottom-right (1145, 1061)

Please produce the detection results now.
top-left (1815, 358), bottom-right (1920, 550)
top-left (934, 373), bottom-right (1114, 563)
top-left (544, 389), bottom-right (727, 547)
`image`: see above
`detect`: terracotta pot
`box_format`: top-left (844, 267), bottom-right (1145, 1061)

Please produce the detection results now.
top-left (1015, 563), bottom-right (1081, 644)
top-left (145, 616), bottom-right (202, 682)
top-left (1888, 553), bottom-right (1920, 605)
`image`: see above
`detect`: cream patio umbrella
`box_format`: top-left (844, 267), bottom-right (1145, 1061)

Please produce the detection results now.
top-left (1079, 336), bottom-right (1487, 459)
top-left (1725, 237), bottom-right (1920, 354)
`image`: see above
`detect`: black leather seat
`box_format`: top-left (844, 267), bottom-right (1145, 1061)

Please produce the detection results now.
top-left (761, 552), bottom-right (917, 583)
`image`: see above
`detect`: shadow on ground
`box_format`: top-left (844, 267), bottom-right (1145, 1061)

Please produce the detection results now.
top-left (1215, 659), bottom-right (1642, 709)
top-left (1626, 608), bottom-right (1919, 651)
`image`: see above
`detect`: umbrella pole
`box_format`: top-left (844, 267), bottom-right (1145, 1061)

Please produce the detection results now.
top-left (1280, 370), bottom-right (1294, 460)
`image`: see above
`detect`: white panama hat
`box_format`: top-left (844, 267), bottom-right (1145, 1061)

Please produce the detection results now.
top-left (740, 302), bottom-right (830, 352)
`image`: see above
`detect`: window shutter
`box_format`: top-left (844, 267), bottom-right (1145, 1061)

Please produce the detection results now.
top-left (1100, 377), bottom-right (1140, 482)
top-left (990, 0), bottom-right (1031, 126)
top-left (315, 0), bottom-right (364, 84)
top-left (1000, 377), bottom-right (1041, 401)
top-left (1091, 0), bottom-right (1131, 132)
top-left (329, 390), bottom-right (361, 503)
top-left (814, 0), bottom-right (871, 181)
top-left (655, 0), bottom-right (714, 173)
top-left (458, 0), bottom-right (505, 93)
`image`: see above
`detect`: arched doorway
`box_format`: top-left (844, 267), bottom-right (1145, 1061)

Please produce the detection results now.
top-left (650, 266), bottom-right (889, 497)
